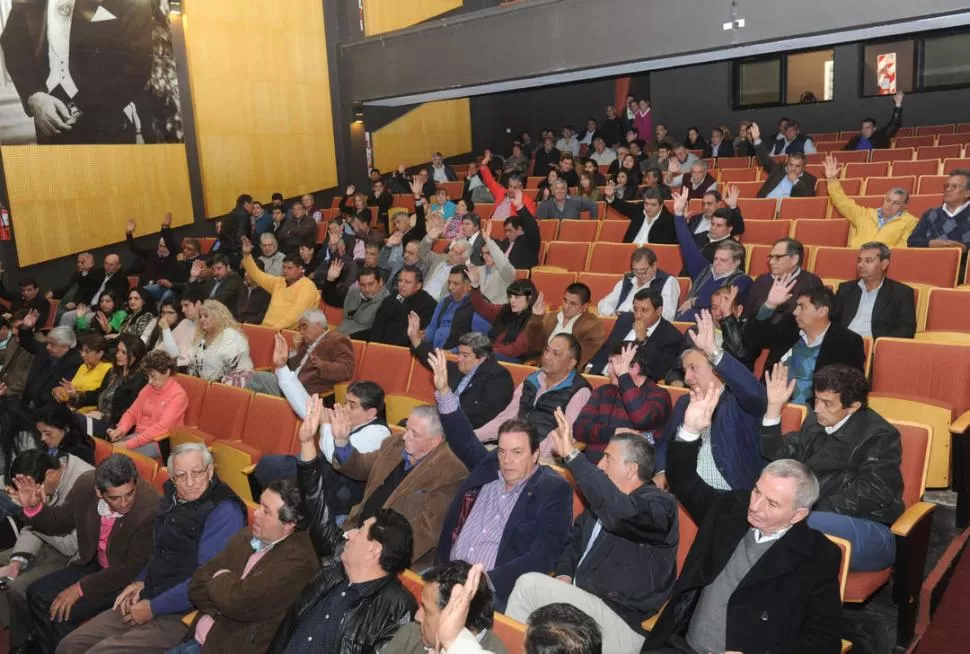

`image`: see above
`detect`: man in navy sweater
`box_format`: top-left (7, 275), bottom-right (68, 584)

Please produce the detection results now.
top-left (654, 311), bottom-right (766, 493)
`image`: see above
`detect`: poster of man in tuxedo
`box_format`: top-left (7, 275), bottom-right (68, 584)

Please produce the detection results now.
top-left (0, 0), bottom-right (183, 145)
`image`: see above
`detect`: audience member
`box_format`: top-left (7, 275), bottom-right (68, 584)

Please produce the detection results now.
top-left (507, 409), bottom-right (676, 652)
top-left (158, 287), bottom-right (204, 368)
top-left (74, 289), bottom-right (127, 336)
top-left (236, 262), bottom-right (272, 325)
top-left (181, 479), bottom-right (319, 654)
top-left (468, 278), bottom-right (538, 362)
top-left (258, 232), bottom-right (286, 276)
top-left (834, 242), bottom-right (917, 339)
top-left (187, 300), bottom-right (254, 383)
top-left (464, 218), bottom-right (516, 304)
top-left (0, 451), bottom-right (93, 652)
top-left (277, 202), bottom-right (316, 254)
top-left (240, 237), bottom-right (321, 329)
top-left (336, 266), bottom-right (391, 337)
top-left (907, 168), bottom-right (970, 250)
top-left (769, 119), bottom-right (816, 155)
top-left (432, 187), bottom-right (458, 222)
top-left (430, 350), bottom-right (572, 607)
top-left (644, 387), bottom-right (841, 653)
top-left (368, 179), bottom-right (395, 230)
top-left (762, 363), bottom-right (903, 571)
top-left (597, 247), bottom-right (681, 321)
top-left (586, 288), bottom-right (682, 382)
top-left (678, 159), bottom-right (718, 200)
top-left (534, 136), bottom-right (562, 176)
top-left (526, 284), bottom-right (605, 370)
top-left (655, 311), bottom-right (767, 491)
top-left (536, 180), bottom-right (599, 220)
top-left (474, 333), bottom-right (590, 446)
top-left (462, 160), bottom-right (486, 202)
top-left (734, 120), bottom-right (755, 157)
top-left (106, 351), bottom-right (188, 458)
top-left (249, 200), bottom-right (273, 240)
top-left (361, 265), bottom-right (437, 346)
top-left (0, 275), bottom-right (50, 328)
top-left (60, 334), bottom-right (112, 409)
top-left (844, 91), bottom-right (905, 150)
top-left (574, 343), bottom-right (672, 457)
top-left (601, 104), bottom-right (625, 147)
top-left (664, 143), bottom-right (698, 189)
top-left (125, 217), bottom-right (182, 304)
top-left (493, 189), bottom-right (541, 270)
top-left (684, 126), bottom-right (705, 152)
top-left (0, 312), bottom-right (34, 401)
top-left (745, 284), bottom-right (866, 404)
top-left (556, 125), bottom-right (581, 157)
top-left (742, 237), bottom-right (822, 320)
top-left (16, 312), bottom-right (83, 414)
top-left (47, 252), bottom-right (99, 318)
top-left (604, 185), bottom-right (677, 245)
top-left (112, 287), bottom-right (157, 344)
top-left (667, 285), bottom-right (754, 383)
top-left (420, 210), bottom-right (474, 301)
top-left (588, 137), bottom-right (616, 167)
top-left (70, 335), bottom-right (149, 440)
top-left (57, 444), bottom-right (245, 653)
top-left (16, 454), bottom-right (159, 653)
top-left (216, 195), bottom-right (254, 265)
top-left (188, 253), bottom-right (243, 312)
top-left (34, 402), bottom-right (95, 463)
top-left (703, 126), bottom-right (735, 158)
top-left (479, 152), bottom-right (537, 222)
top-left (750, 122), bottom-right (817, 199)
top-left (430, 151), bottom-right (458, 183)
top-left (824, 154), bottom-right (918, 248)
top-left (423, 266), bottom-right (491, 351)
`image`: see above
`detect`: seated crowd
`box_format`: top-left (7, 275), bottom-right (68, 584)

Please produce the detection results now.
top-left (0, 90), bottom-right (958, 654)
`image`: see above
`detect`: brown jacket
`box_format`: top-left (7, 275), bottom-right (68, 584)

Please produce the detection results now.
top-left (292, 330), bottom-right (355, 395)
top-left (526, 311), bottom-right (607, 369)
top-left (334, 437), bottom-right (468, 566)
top-left (24, 472), bottom-right (159, 602)
top-left (188, 528), bottom-right (319, 654)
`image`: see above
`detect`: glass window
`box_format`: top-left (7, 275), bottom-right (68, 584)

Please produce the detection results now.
top-left (862, 39), bottom-right (915, 96)
top-left (786, 49), bottom-right (834, 103)
top-left (922, 33), bottom-right (970, 89)
top-left (737, 58), bottom-right (781, 107)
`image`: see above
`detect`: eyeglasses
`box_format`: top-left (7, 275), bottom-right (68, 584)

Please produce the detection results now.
top-left (172, 464), bottom-right (211, 485)
top-left (161, 310), bottom-right (177, 316)
top-left (767, 254), bottom-right (791, 261)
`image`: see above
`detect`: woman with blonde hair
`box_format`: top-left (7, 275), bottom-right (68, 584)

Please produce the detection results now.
top-left (187, 300), bottom-right (253, 383)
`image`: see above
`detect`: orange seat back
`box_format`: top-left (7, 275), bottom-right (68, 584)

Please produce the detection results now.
top-left (152, 467), bottom-right (170, 495)
top-left (174, 374), bottom-right (208, 427)
top-left (676, 503), bottom-right (699, 575)
top-left (889, 420), bottom-right (931, 509)
top-left (544, 242), bottom-right (589, 271)
top-left (595, 220), bottom-right (629, 242)
top-left (93, 437), bottom-right (113, 464)
top-left (740, 219), bottom-right (791, 245)
top-left (925, 288), bottom-right (970, 333)
top-left (778, 196), bottom-right (829, 220)
top-left (587, 242), bottom-right (637, 274)
top-left (870, 147), bottom-right (914, 162)
top-left (357, 343), bottom-right (411, 394)
top-left (239, 393), bottom-right (299, 457)
top-left (492, 612), bottom-right (527, 654)
top-left (735, 197), bottom-right (777, 220)
top-left (871, 338), bottom-right (970, 416)
top-left (538, 219), bottom-right (559, 243)
top-left (115, 447), bottom-right (158, 481)
top-left (241, 324), bottom-right (277, 369)
top-left (577, 272), bottom-right (620, 307)
top-left (500, 362), bottom-right (536, 389)
top-left (792, 219), bottom-right (849, 247)
top-left (558, 220), bottom-right (597, 242)
top-left (197, 383), bottom-right (252, 440)
top-left (531, 270), bottom-right (578, 309)
top-left (864, 176), bottom-right (916, 196)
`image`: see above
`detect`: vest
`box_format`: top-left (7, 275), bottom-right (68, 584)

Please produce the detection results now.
top-left (142, 477), bottom-right (244, 599)
top-left (773, 134), bottom-right (810, 155)
top-left (687, 267), bottom-right (745, 302)
top-left (332, 419), bottom-right (390, 516)
top-left (616, 270), bottom-right (670, 311)
top-left (518, 370), bottom-right (591, 436)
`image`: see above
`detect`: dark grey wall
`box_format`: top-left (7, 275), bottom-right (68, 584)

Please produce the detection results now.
top-left (649, 43), bottom-right (970, 139)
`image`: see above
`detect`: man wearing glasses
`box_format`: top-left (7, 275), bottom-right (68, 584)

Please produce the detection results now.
top-left (742, 238), bottom-right (821, 322)
top-left (908, 169), bottom-right (970, 256)
top-left (56, 444), bottom-right (246, 653)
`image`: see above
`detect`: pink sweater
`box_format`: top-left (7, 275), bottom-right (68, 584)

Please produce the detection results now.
top-left (115, 378), bottom-right (188, 448)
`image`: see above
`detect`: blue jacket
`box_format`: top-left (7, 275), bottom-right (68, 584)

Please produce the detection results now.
top-left (654, 351), bottom-right (766, 491)
top-left (674, 212), bottom-right (751, 322)
top-left (425, 294), bottom-right (491, 351)
top-left (434, 404), bottom-right (573, 607)
top-left (251, 214), bottom-right (274, 240)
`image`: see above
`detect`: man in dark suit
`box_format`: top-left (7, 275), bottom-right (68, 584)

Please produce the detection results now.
top-left (360, 265), bottom-right (436, 346)
top-left (742, 238), bottom-right (822, 320)
top-left (749, 123), bottom-right (817, 199)
top-left (57, 253), bottom-right (129, 327)
top-left (744, 284), bottom-right (866, 404)
top-left (603, 186), bottom-right (677, 245)
top-left (216, 195), bottom-right (254, 267)
top-left (47, 252), bottom-right (101, 312)
top-left (431, 350), bottom-right (572, 608)
top-left (844, 91), bottom-right (905, 151)
top-left (834, 241), bottom-right (916, 339)
top-left (410, 331), bottom-right (513, 429)
top-left (495, 203), bottom-right (541, 270)
top-left (460, 161), bottom-right (485, 202)
top-left (703, 127), bottom-right (735, 158)
top-left (0, 0), bottom-right (153, 144)
top-left (187, 253), bottom-right (243, 316)
top-left (586, 288), bottom-right (682, 382)
top-left (644, 385), bottom-right (842, 653)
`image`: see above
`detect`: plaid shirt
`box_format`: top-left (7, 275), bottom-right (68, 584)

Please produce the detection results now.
top-left (573, 374), bottom-right (672, 446)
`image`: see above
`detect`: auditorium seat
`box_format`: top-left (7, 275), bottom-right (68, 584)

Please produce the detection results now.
top-left (778, 196), bottom-right (829, 220)
top-left (718, 167), bottom-right (758, 183)
top-left (713, 156), bottom-right (751, 169)
top-left (577, 272), bottom-right (620, 307)
top-left (942, 157), bottom-right (970, 172)
top-left (641, 504), bottom-right (698, 632)
top-left (546, 463), bottom-right (587, 520)
top-left (812, 132), bottom-right (840, 142)
top-left (475, 204), bottom-right (495, 219)
top-left (738, 219), bottom-right (791, 245)
top-left (93, 437), bottom-right (112, 465)
top-left (215, 392), bottom-right (299, 463)
top-left (844, 162), bottom-right (890, 179)
top-left (209, 442), bottom-right (258, 502)
top-left (870, 147), bottom-right (915, 163)
top-left (816, 178), bottom-right (863, 198)
top-left (587, 242), bottom-right (637, 274)
top-left (114, 447), bottom-right (158, 481)
top-left (890, 248), bottom-right (962, 287)
top-left (894, 127), bottom-right (916, 138)
top-left (813, 141), bottom-right (846, 154)
top-left (917, 175), bottom-right (949, 195)
top-left (896, 135), bottom-right (937, 149)
top-left (917, 124), bottom-right (955, 136)
top-left (174, 374), bottom-right (207, 427)
top-left (385, 394), bottom-right (431, 426)
top-left (557, 220), bottom-right (596, 242)
top-left (731, 181), bottom-right (763, 198)
top-left (905, 194), bottom-right (944, 218)
top-left (537, 219), bottom-right (559, 243)
top-left (499, 362), bottom-right (536, 389)
top-left (531, 269), bottom-right (577, 307)
top-left (544, 241), bottom-right (589, 271)
top-left (891, 159), bottom-right (941, 178)
top-left (918, 145), bottom-right (962, 161)
top-left (863, 176), bottom-right (916, 196)
top-left (595, 220), bottom-right (629, 242)
top-left (938, 133), bottom-right (970, 146)
top-left (438, 181), bottom-right (462, 197)
top-left (198, 238), bottom-right (215, 254)
top-left (522, 188), bottom-right (538, 201)
top-left (792, 219), bottom-right (849, 247)
top-left (526, 176), bottom-right (544, 189)
top-left (178, 382), bottom-right (252, 443)
top-left (923, 287), bottom-right (970, 333)
top-left (151, 467), bottom-right (170, 495)
top-left (735, 197), bottom-right (778, 220)
top-left (821, 149), bottom-right (870, 164)
top-left (746, 244), bottom-right (814, 277)
top-left (356, 343), bottom-right (411, 394)
top-left (431, 238), bottom-right (450, 253)
top-left (241, 324), bottom-right (278, 370)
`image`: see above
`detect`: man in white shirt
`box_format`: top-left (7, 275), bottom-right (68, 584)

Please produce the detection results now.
top-left (664, 144), bottom-right (699, 189)
top-left (834, 242), bottom-right (916, 339)
top-left (158, 287), bottom-right (204, 368)
top-left (556, 126), bottom-right (581, 157)
top-left (588, 138), bottom-right (616, 166)
top-left (597, 247), bottom-right (680, 321)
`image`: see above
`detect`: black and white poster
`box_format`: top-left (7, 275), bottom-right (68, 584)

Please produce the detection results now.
top-left (0, 0), bottom-right (183, 145)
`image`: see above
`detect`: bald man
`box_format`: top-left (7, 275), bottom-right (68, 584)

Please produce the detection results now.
top-left (58, 254), bottom-right (130, 328)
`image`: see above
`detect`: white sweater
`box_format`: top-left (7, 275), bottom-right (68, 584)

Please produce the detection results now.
top-left (187, 328), bottom-right (254, 381)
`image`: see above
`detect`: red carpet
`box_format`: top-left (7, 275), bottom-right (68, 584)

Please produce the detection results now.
top-left (914, 531), bottom-right (970, 654)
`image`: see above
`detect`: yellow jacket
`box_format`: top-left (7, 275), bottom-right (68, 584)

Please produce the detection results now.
top-left (71, 361), bottom-right (112, 411)
top-left (242, 255), bottom-right (321, 329)
top-left (828, 179), bottom-right (919, 249)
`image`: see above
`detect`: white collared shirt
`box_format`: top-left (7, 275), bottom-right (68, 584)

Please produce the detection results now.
top-left (780, 322), bottom-right (831, 364)
top-left (847, 278), bottom-right (884, 338)
top-left (632, 211), bottom-right (663, 245)
top-left (942, 201), bottom-right (970, 219)
top-left (753, 526), bottom-right (791, 544)
top-left (549, 311), bottom-right (582, 341)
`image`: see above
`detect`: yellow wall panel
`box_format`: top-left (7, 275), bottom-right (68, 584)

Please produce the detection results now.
top-left (183, 0), bottom-right (337, 216)
top-left (363, 0), bottom-right (463, 36)
top-left (3, 145), bottom-right (193, 267)
top-left (372, 98), bottom-right (472, 174)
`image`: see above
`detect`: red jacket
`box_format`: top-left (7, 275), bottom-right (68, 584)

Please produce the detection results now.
top-left (480, 165), bottom-right (537, 215)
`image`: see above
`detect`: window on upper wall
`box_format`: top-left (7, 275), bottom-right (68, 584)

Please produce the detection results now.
top-left (921, 32), bottom-right (970, 89)
top-left (862, 39), bottom-right (916, 97)
top-left (733, 49), bottom-right (834, 109)
top-left (860, 29), bottom-right (970, 97)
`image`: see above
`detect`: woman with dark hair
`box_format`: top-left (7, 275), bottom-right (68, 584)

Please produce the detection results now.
top-left (443, 198), bottom-right (475, 240)
top-left (34, 404), bottom-right (94, 464)
top-left (577, 172), bottom-right (603, 203)
top-left (55, 335), bottom-right (111, 411)
top-left (74, 289), bottom-right (127, 336)
top-left (147, 298), bottom-right (181, 354)
top-left (67, 335), bottom-right (149, 439)
top-left (339, 190), bottom-right (371, 224)
top-left (106, 350), bottom-right (187, 458)
top-left (620, 153), bottom-right (642, 186)
top-left (110, 287), bottom-right (156, 344)
top-left (685, 126), bottom-right (706, 152)
top-left (297, 242), bottom-right (324, 277)
top-left (467, 276), bottom-right (538, 362)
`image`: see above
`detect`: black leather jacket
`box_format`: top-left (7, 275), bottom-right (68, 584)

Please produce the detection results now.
top-left (266, 455), bottom-right (416, 654)
top-left (666, 315), bottom-right (752, 384)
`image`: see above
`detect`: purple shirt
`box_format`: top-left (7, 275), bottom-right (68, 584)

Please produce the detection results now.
top-left (449, 466), bottom-right (538, 571)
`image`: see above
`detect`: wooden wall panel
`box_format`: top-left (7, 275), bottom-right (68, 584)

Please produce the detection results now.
top-left (183, 0), bottom-right (337, 216)
top-left (371, 98), bottom-right (472, 173)
top-left (362, 0), bottom-right (462, 37)
top-left (3, 145), bottom-right (192, 267)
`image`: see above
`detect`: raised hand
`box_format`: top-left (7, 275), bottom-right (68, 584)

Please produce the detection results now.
top-left (21, 309), bottom-right (39, 330)
top-left (765, 273), bottom-right (796, 309)
top-left (682, 382), bottom-right (723, 433)
top-left (406, 311), bottom-right (422, 346)
top-left (765, 362), bottom-right (797, 413)
top-left (509, 188), bottom-right (524, 210)
top-left (822, 154), bottom-right (839, 180)
top-left (10, 473), bottom-right (45, 511)
top-left (531, 291), bottom-right (546, 316)
top-left (126, 218), bottom-right (136, 234)
top-left (724, 184), bottom-right (740, 209)
top-left (272, 333), bottom-right (290, 370)
top-left (410, 179), bottom-right (423, 197)
top-left (748, 122), bottom-right (761, 142)
top-left (240, 236), bottom-right (253, 256)
top-left (386, 230), bottom-right (404, 248)
top-left (436, 564), bottom-right (486, 650)
top-left (75, 303), bottom-right (89, 318)
top-left (330, 404), bottom-right (352, 444)
top-left (688, 309), bottom-right (717, 357)
top-left (427, 216), bottom-right (445, 240)
top-left (464, 263), bottom-right (481, 287)
top-left (611, 343), bottom-right (637, 377)
top-left (894, 90), bottom-right (904, 106)
top-left (550, 407), bottom-right (576, 458)
top-left (162, 212), bottom-right (172, 228)
top-left (345, 184), bottom-right (356, 196)
top-left (428, 348), bottom-right (450, 394)
top-left (667, 158), bottom-right (681, 175)
top-left (481, 151), bottom-right (492, 167)
top-left (190, 258), bottom-right (206, 280)
top-left (672, 186), bottom-right (689, 216)
top-left (299, 395), bottom-right (324, 444)
top-left (326, 259), bottom-right (344, 282)
top-left (480, 218), bottom-right (492, 242)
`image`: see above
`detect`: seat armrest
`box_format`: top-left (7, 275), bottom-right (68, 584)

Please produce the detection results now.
top-left (640, 600), bottom-right (667, 633)
top-left (182, 610), bottom-right (198, 627)
top-left (242, 463), bottom-right (257, 476)
top-left (950, 409), bottom-right (970, 434)
top-left (152, 431), bottom-right (171, 443)
top-left (891, 501), bottom-right (935, 537)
